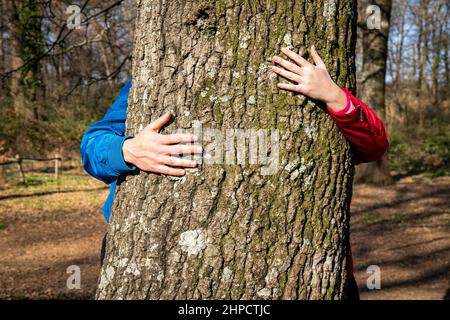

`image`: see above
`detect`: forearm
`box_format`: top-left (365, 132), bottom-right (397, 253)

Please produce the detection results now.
top-left (327, 89), bottom-right (389, 163)
top-left (80, 130), bottom-right (136, 184)
top-left (269, 46), bottom-right (388, 163)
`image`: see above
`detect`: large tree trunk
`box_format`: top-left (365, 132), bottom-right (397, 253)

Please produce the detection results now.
top-left (97, 0), bottom-right (357, 300)
top-left (354, 0), bottom-right (393, 186)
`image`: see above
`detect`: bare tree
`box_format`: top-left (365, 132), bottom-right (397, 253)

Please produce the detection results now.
top-left (0, 0), bottom-right (136, 157)
top-left (355, 0), bottom-right (393, 185)
top-left (0, 0), bottom-right (7, 102)
top-left (0, 0), bottom-right (4, 92)
top-left (391, 0), bottom-right (408, 87)
top-left (418, 0), bottom-right (430, 127)
top-left (444, 4), bottom-right (450, 91)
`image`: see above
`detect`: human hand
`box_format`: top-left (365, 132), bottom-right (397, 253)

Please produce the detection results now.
top-left (122, 112), bottom-right (202, 176)
top-left (271, 45), bottom-right (347, 112)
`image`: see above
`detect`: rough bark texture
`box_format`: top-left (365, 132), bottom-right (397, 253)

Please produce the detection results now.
top-left (97, 0), bottom-right (356, 300)
top-left (354, 0), bottom-right (392, 186)
top-left (0, 0), bottom-right (3, 90)
top-left (8, 0), bottom-right (25, 116)
top-left (9, 0), bottom-right (45, 120)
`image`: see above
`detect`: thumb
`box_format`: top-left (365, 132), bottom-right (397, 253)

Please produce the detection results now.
top-left (148, 111), bottom-right (172, 131)
top-left (310, 45), bottom-right (326, 68)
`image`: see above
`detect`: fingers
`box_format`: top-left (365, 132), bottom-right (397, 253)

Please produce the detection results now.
top-left (151, 164), bottom-right (186, 176)
top-left (161, 133), bottom-right (198, 145)
top-left (158, 155), bottom-right (198, 168)
top-left (310, 45), bottom-right (326, 68)
top-left (148, 112), bottom-right (172, 131)
top-left (272, 66), bottom-right (303, 84)
top-left (162, 144), bottom-right (203, 155)
top-left (277, 83), bottom-right (305, 94)
top-left (151, 153), bottom-right (198, 176)
top-left (272, 55), bottom-right (304, 75)
top-left (281, 47), bottom-right (312, 67)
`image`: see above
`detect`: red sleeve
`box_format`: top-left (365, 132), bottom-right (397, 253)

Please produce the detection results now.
top-left (327, 88), bottom-right (389, 164)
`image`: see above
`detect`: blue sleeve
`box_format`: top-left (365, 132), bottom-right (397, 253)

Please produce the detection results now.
top-left (80, 80), bottom-right (136, 184)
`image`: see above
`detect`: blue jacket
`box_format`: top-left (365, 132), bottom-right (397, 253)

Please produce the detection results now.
top-left (80, 80), bottom-right (136, 222)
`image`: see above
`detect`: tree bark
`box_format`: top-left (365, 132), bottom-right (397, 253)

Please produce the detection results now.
top-left (444, 5), bottom-right (450, 95)
top-left (8, 0), bottom-right (25, 116)
top-left (9, 0), bottom-right (45, 120)
top-left (97, 0), bottom-right (357, 300)
top-left (416, 0), bottom-right (429, 128)
top-left (430, 0), bottom-right (446, 106)
top-left (354, 0), bottom-right (393, 186)
top-left (0, 0), bottom-right (4, 92)
top-left (393, 0), bottom-right (408, 87)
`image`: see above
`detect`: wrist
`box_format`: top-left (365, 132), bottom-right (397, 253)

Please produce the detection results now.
top-left (122, 138), bottom-right (135, 165)
top-left (107, 135), bottom-right (137, 174)
top-left (324, 84), bottom-right (347, 112)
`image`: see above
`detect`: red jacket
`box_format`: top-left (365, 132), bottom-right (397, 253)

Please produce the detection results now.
top-left (328, 88), bottom-right (389, 164)
top-left (328, 88), bottom-right (389, 277)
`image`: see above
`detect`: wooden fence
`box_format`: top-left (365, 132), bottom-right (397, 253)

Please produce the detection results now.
top-left (0, 154), bottom-right (62, 183)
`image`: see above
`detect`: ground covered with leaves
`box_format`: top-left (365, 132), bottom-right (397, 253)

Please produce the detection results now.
top-left (0, 171), bottom-right (448, 299)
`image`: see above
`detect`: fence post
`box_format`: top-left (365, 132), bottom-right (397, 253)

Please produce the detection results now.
top-left (16, 154), bottom-right (26, 184)
top-left (0, 161), bottom-right (4, 188)
top-left (54, 152), bottom-right (60, 180)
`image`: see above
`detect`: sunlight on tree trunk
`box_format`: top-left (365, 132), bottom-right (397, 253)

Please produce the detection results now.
top-left (97, 0), bottom-right (357, 300)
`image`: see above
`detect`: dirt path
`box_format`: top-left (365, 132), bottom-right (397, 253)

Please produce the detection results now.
top-left (351, 175), bottom-right (450, 300)
top-left (0, 174), bottom-right (448, 299)
top-left (0, 173), bottom-right (107, 299)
